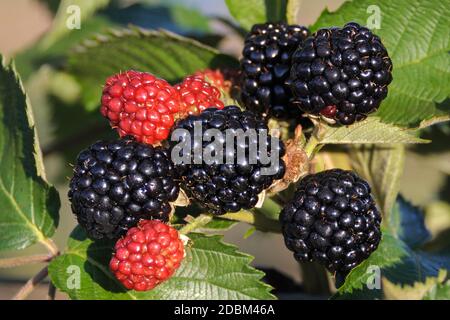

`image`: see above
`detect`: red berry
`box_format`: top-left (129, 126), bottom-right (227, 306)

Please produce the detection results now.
top-left (193, 69), bottom-right (232, 94)
top-left (320, 105), bottom-right (337, 118)
top-left (101, 70), bottom-right (184, 145)
top-left (110, 220), bottom-right (185, 291)
top-left (175, 76), bottom-right (224, 115)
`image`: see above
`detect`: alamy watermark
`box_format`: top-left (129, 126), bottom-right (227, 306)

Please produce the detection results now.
top-left (366, 5), bottom-right (381, 29)
top-left (170, 121), bottom-right (282, 176)
top-left (366, 265), bottom-right (381, 290)
top-left (66, 5), bottom-right (81, 30)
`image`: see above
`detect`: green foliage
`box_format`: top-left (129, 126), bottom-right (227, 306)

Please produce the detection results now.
top-left (2, 0), bottom-right (449, 301)
top-left (350, 144), bottom-right (405, 217)
top-left (68, 28), bottom-right (238, 110)
top-left (334, 197), bottom-right (450, 299)
top-left (317, 118), bottom-right (428, 145)
top-left (225, 0), bottom-right (287, 30)
top-left (49, 227), bottom-right (274, 300)
top-left (312, 0), bottom-right (450, 128)
top-left (0, 56), bottom-right (60, 251)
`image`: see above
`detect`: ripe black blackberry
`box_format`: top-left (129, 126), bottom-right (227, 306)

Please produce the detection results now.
top-left (68, 136), bottom-right (179, 240)
top-left (289, 22), bottom-right (393, 125)
top-left (169, 105), bottom-right (286, 215)
top-left (241, 22), bottom-right (310, 119)
top-left (280, 169), bottom-right (381, 273)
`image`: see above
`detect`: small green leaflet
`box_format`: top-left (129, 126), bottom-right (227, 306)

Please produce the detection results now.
top-left (0, 56), bottom-right (60, 251)
top-left (49, 227), bottom-right (275, 300)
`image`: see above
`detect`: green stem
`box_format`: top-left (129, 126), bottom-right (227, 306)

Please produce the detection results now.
top-left (221, 210), bottom-right (281, 233)
top-left (299, 262), bottom-right (331, 296)
top-left (304, 133), bottom-right (321, 159)
top-left (40, 238), bottom-right (59, 257)
top-left (179, 214), bottom-right (213, 235)
top-left (286, 0), bottom-right (303, 24)
top-left (256, 196), bottom-right (282, 220)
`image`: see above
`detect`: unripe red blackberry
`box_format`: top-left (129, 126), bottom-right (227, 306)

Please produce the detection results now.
top-left (100, 70), bottom-right (184, 145)
top-left (241, 22), bottom-right (310, 119)
top-left (68, 137), bottom-right (180, 240)
top-left (110, 219), bottom-right (185, 291)
top-left (175, 75), bottom-right (224, 115)
top-left (169, 105), bottom-right (286, 215)
top-left (193, 69), bottom-right (232, 94)
top-left (289, 22), bottom-right (393, 125)
top-left (280, 169), bottom-right (382, 273)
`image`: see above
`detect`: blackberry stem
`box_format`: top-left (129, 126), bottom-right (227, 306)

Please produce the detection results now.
top-left (304, 133), bottom-right (322, 160)
top-left (256, 197), bottom-right (282, 220)
top-left (299, 262), bottom-right (331, 296)
top-left (12, 266), bottom-right (49, 300)
top-left (0, 254), bottom-right (52, 269)
top-left (180, 214), bottom-right (214, 234)
top-left (222, 210), bottom-right (281, 233)
top-left (40, 238), bottom-right (59, 257)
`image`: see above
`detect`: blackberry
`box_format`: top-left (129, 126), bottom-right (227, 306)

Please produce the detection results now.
top-left (68, 137), bottom-right (180, 240)
top-left (241, 22), bottom-right (310, 119)
top-left (169, 105), bottom-right (286, 215)
top-left (289, 22), bottom-right (393, 125)
top-left (280, 169), bottom-right (381, 273)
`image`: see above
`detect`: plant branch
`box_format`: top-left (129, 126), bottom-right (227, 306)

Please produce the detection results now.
top-left (179, 214), bottom-right (214, 234)
top-left (221, 210), bottom-right (281, 233)
top-left (0, 254), bottom-right (52, 269)
top-left (299, 262), bottom-right (331, 296)
top-left (256, 197), bottom-right (282, 220)
top-left (40, 238), bottom-right (59, 256)
top-left (304, 132), bottom-right (321, 159)
top-left (12, 266), bottom-right (49, 300)
top-left (47, 282), bottom-right (56, 300)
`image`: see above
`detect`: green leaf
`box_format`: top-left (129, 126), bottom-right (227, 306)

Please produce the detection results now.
top-left (14, 15), bottom-right (116, 80)
top-left (423, 278), bottom-right (450, 300)
top-left (0, 56), bottom-right (60, 251)
top-left (383, 269), bottom-right (447, 300)
top-left (334, 233), bottom-right (450, 299)
top-left (40, 0), bottom-right (111, 49)
top-left (49, 227), bottom-right (274, 300)
top-left (169, 5), bottom-right (211, 32)
top-left (202, 219), bottom-right (237, 232)
top-left (68, 27), bottom-right (238, 110)
top-left (389, 196), bottom-right (431, 249)
top-left (225, 0), bottom-right (287, 30)
top-left (350, 144), bottom-right (405, 217)
top-left (312, 0), bottom-right (450, 128)
top-left (317, 117), bottom-right (428, 145)
top-left (383, 270), bottom-right (447, 300)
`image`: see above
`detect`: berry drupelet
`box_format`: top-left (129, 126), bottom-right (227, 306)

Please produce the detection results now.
top-left (241, 22), bottom-right (310, 119)
top-left (280, 169), bottom-right (382, 273)
top-left (68, 137), bottom-right (180, 240)
top-left (289, 22), bottom-right (393, 125)
top-left (169, 105), bottom-right (286, 215)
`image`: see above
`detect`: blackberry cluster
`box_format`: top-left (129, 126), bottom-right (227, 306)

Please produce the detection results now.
top-left (241, 22), bottom-right (310, 119)
top-left (280, 169), bottom-right (381, 273)
top-left (289, 22), bottom-right (393, 125)
top-left (68, 137), bottom-right (180, 240)
top-left (169, 105), bottom-right (286, 215)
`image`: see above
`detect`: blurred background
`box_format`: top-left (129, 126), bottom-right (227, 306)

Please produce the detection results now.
top-left (0, 0), bottom-right (449, 299)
